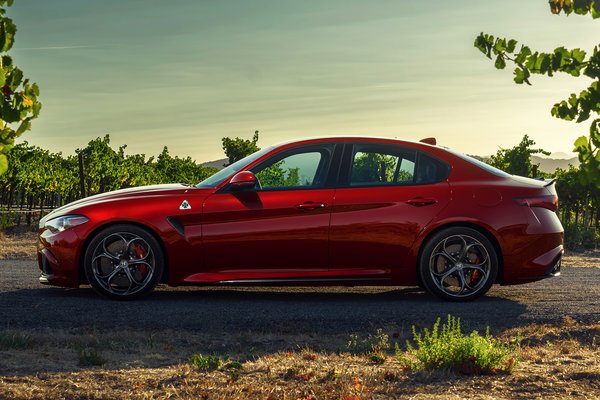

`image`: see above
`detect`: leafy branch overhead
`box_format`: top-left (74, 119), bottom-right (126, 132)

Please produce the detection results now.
top-left (474, 0), bottom-right (600, 186)
top-left (0, 0), bottom-right (41, 175)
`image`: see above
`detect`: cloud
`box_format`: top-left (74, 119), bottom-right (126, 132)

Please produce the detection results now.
top-left (16, 45), bottom-right (96, 51)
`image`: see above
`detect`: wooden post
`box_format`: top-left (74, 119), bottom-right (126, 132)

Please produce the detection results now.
top-left (77, 150), bottom-right (86, 199)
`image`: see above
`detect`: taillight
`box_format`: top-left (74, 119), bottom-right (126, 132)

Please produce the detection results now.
top-left (514, 195), bottom-right (558, 212)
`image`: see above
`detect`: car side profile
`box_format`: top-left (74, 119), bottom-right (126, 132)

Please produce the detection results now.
top-left (37, 137), bottom-right (564, 301)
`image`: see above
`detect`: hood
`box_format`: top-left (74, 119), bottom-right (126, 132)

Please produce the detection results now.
top-left (42, 184), bottom-right (190, 222)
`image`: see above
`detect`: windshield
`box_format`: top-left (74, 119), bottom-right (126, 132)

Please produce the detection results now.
top-left (446, 149), bottom-right (510, 177)
top-left (196, 146), bottom-right (274, 188)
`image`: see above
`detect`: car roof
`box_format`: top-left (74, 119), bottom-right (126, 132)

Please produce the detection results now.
top-left (269, 136), bottom-right (440, 151)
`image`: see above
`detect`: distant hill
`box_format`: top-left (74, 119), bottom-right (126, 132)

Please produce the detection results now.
top-left (531, 155), bottom-right (579, 173)
top-left (201, 158), bottom-right (228, 170)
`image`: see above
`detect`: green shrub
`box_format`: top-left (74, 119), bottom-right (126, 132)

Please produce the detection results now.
top-left (347, 328), bottom-right (390, 355)
top-left (396, 315), bottom-right (520, 375)
top-left (78, 347), bottom-right (106, 366)
top-left (0, 331), bottom-right (30, 350)
top-left (563, 222), bottom-right (599, 250)
top-left (190, 354), bottom-right (243, 373)
top-left (190, 354), bottom-right (222, 370)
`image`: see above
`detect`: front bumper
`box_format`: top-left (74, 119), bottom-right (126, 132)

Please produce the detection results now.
top-left (37, 230), bottom-right (82, 288)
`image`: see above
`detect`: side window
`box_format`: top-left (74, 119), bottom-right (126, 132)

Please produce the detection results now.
top-left (415, 153), bottom-right (450, 184)
top-left (254, 149), bottom-right (329, 190)
top-left (349, 144), bottom-right (416, 186)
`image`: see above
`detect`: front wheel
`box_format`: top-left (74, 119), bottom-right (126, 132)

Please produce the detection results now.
top-left (83, 224), bottom-right (164, 300)
top-left (419, 227), bottom-right (498, 302)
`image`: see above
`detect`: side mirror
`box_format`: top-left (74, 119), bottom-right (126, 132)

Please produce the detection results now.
top-left (229, 171), bottom-right (257, 191)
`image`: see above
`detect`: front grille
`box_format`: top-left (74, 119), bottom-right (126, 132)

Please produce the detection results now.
top-left (41, 253), bottom-right (53, 275)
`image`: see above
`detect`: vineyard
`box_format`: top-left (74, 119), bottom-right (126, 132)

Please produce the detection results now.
top-left (0, 135), bottom-right (217, 227)
top-left (0, 135), bottom-right (598, 249)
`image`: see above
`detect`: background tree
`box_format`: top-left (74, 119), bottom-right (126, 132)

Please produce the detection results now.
top-left (0, 0), bottom-right (41, 175)
top-left (475, 0), bottom-right (600, 186)
top-left (221, 130), bottom-right (260, 166)
top-left (488, 134), bottom-right (550, 177)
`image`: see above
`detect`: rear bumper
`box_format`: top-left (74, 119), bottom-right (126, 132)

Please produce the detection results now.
top-left (502, 243), bottom-right (563, 285)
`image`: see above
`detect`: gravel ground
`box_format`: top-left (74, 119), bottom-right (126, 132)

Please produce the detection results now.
top-left (0, 259), bottom-right (598, 334)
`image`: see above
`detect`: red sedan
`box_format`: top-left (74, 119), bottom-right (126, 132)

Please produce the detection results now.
top-left (37, 137), bottom-right (564, 301)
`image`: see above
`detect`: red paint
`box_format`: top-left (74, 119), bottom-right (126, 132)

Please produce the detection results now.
top-left (37, 137), bottom-right (564, 294)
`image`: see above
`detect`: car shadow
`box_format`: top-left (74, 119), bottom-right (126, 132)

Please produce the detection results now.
top-left (0, 285), bottom-right (538, 375)
top-left (1, 285), bottom-right (530, 333)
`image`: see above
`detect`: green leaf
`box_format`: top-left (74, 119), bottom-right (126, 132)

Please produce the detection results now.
top-left (573, 135), bottom-right (590, 154)
top-left (592, 0), bottom-right (600, 18)
top-left (573, 0), bottom-right (592, 15)
top-left (1, 55), bottom-right (12, 68)
top-left (568, 93), bottom-right (578, 107)
top-left (474, 33), bottom-right (491, 58)
top-left (525, 52), bottom-right (538, 70)
top-left (493, 38), bottom-right (507, 55)
top-left (2, 102), bottom-right (19, 122)
top-left (590, 119), bottom-right (600, 148)
top-left (515, 46), bottom-right (532, 64)
top-left (32, 101), bottom-right (41, 117)
top-left (7, 67), bottom-right (22, 90)
top-left (571, 48), bottom-right (586, 63)
top-left (15, 119), bottom-right (30, 136)
top-left (0, 18), bottom-right (15, 52)
top-left (31, 82), bottom-right (39, 96)
top-left (514, 67), bottom-right (525, 84)
top-left (538, 54), bottom-right (552, 74)
top-left (0, 153), bottom-right (7, 175)
top-left (494, 55), bottom-right (506, 70)
top-left (506, 39), bottom-right (517, 53)
top-left (513, 67), bottom-right (531, 85)
top-left (0, 67), bottom-right (5, 86)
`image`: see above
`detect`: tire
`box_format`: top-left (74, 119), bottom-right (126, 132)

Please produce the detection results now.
top-left (419, 227), bottom-right (498, 302)
top-left (83, 224), bottom-right (164, 300)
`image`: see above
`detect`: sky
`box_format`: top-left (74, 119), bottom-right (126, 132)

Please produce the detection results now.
top-left (8, 0), bottom-right (600, 162)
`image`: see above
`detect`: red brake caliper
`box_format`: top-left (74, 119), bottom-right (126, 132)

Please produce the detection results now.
top-left (470, 257), bottom-right (481, 284)
top-left (132, 243), bottom-right (148, 277)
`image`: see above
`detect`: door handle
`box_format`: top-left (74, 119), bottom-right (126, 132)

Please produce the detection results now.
top-left (406, 197), bottom-right (437, 207)
top-left (295, 202), bottom-right (328, 211)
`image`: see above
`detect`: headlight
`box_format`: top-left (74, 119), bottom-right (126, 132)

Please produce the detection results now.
top-left (44, 215), bottom-right (89, 233)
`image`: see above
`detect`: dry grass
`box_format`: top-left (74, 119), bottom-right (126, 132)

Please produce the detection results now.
top-left (0, 230), bottom-right (37, 260)
top-left (0, 320), bottom-right (598, 399)
top-left (562, 250), bottom-right (600, 268)
top-left (1, 231), bottom-right (598, 398)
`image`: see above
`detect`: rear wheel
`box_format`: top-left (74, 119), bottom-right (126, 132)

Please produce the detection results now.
top-left (419, 227), bottom-right (498, 301)
top-left (83, 224), bottom-right (164, 300)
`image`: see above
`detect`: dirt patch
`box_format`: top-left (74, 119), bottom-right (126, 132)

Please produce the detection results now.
top-left (0, 322), bottom-right (598, 399)
top-left (563, 250), bottom-right (600, 268)
top-left (0, 231), bottom-right (37, 260)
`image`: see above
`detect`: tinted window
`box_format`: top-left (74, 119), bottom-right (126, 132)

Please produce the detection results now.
top-left (251, 145), bottom-right (333, 190)
top-left (446, 149), bottom-right (510, 177)
top-left (415, 153), bottom-right (450, 184)
top-left (349, 144), bottom-right (416, 186)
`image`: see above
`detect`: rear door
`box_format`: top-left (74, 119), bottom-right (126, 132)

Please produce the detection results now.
top-left (329, 142), bottom-right (451, 280)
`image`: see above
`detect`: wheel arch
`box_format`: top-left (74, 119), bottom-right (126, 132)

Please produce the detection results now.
top-left (415, 221), bottom-right (504, 285)
top-left (78, 220), bottom-right (170, 285)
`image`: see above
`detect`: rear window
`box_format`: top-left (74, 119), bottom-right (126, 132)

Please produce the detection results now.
top-left (415, 153), bottom-right (451, 184)
top-left (447, 150), bottom-right (509, 177)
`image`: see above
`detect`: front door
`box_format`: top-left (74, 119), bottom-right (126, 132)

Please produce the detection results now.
top-left (197, 144), bottom-right (337, 282)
